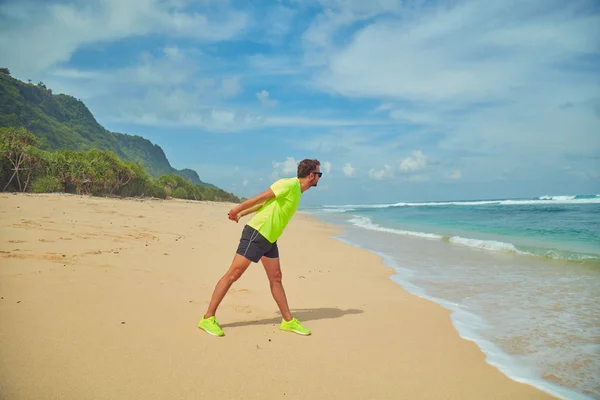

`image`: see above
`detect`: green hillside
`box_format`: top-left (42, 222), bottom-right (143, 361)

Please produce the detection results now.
top-left (0, 69), bottom-right (216, 189)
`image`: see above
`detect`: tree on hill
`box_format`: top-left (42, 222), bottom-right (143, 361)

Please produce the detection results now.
top-left (0, 126), bottom-right (242, 203)
top-left (0, 126), bottom-right (39, 191)
top-left (0, 72), bottom-right (223, 190)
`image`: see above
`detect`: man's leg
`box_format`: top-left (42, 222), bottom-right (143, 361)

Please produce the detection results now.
top-left (261, 256), bottom-right (293, 321)
top-left (204, 254), bottom-right (252, 318)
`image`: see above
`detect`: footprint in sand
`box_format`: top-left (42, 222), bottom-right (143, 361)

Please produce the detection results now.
top-left (83, 250), bottom-right (103, 255)
top-left (0, 251), bottom-right (69, 264)
top-left (233, 305), bottom-right (253, 314)
top-left (38, 239), bottom-right (55, 243)
top-left (8, 240), bottom-right (25, 243)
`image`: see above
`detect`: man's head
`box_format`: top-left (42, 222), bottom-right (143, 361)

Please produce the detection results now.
top-left (297, 159), bottom-right (322, 188)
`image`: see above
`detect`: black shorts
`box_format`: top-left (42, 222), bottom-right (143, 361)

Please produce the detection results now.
top-left (236, 225), bottom-right (279, 263)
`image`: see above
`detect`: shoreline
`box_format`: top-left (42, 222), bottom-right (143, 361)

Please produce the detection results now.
top-left (1, 193), bottom-right (557, 399)
top-left (316, 224), bottom-right (592, 400)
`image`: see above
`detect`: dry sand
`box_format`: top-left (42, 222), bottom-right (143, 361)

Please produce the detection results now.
top-left (0, 193), bottom-right (556, 399)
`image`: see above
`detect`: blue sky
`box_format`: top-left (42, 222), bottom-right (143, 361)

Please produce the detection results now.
top-left (1, 0), bottom-right (599, 205)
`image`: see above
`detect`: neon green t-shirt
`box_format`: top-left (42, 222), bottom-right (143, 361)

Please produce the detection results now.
top-left (247, 177), bottom-right (302, 243)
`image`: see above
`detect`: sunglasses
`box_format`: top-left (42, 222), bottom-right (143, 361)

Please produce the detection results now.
top-left (313, 172), bottom-right (323, 177)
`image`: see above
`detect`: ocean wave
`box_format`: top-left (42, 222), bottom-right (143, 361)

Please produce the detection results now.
top-left (539, 195), bottom-right (576, 201)
top-left (345, 216), bottom-right (599, 263)
top-left (449, 236), bottom-right (525, 254)
top-left (347, 216), bottom-right (443, 239)
top-left (319, 207), bottom-right (356, 213)
top-left (319, 195), bottom-right (600, 211)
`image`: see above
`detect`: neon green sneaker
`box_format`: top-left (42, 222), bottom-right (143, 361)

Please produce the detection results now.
top-left (198, 315), bottom-right (224, 337)
top-left (280, 318), bottom-right (311, 336)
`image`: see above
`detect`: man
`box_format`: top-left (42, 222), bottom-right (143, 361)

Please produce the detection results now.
top-left (198, 159), bottom-right (322, 337)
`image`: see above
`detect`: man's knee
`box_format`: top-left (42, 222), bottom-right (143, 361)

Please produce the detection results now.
top-left (226, 267), bottom-right (245, 283)
top-left (269, 268), bottom-right (282, 284)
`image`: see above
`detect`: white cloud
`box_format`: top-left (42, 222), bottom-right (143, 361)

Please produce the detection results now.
top-left (400, 150), bottom-right (428, 172)
top-left (45, 46), bottom-right (200, 95)
top-left (0, 0), bottom-right (249, 76)
top-left (305, 2), bottom-right (594, 191)
top-left (220, 77), bottom-right (242, 98)
top-left (301, 0), bottom-right (403, 66)
top-left (50, 47), bottom-right (242, 96)
top-left (242, 178), bottom-right (248, 186)
top-left (123, 47), bottom-right (199, 86)
top-left (388, 108), bottom-right (441, 126)
top-left (44, 60), bottom-right (394, 132)
top-left (342, 162), bottom-right (356, 177)
top-left (309, 0), bottom-right (599, 179)
top-left (272, 157), bottom-right (298, 177)
top-left (256, 90), bottom-right (279, 107)
top-left (264, 116), bottom-right (389, 127)
top-left (246, 54), bottom-right (301, 75)
top-left (368, 164), bottom-right (394, 180)
top-left (322, 161), bottom-right (332, 174)
top-left (112, 99), bottom-right (264, 132)
top-left (449, 170), bottom-right (462, 180)
top-left (262, 5), bottom-right (297, 44)
top-left (40, 46), bottom-right (256, 132)
top-left (317, 1), bottom-right (599, 103)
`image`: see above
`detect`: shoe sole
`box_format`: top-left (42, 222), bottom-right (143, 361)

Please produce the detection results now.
top-left (280, 328), bottom-right (311, 336)
top-left (198, 325), bottom-right (224, 337)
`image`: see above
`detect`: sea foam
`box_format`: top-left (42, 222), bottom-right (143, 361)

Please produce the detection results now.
top-left (320, 194), bottom-right (600, 211)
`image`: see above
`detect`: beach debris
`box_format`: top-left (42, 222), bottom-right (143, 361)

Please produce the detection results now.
top-left (17, 301), bottom-right (21, 303)
top-left (121, 321), bottom-right (125, 324)
top-left (299, 276), bottom-right (306, 279)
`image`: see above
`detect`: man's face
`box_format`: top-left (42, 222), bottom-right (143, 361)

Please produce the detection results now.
top-left (311, 167), bottom-right (322, 187)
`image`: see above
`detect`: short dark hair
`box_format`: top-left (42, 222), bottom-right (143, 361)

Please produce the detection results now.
top-left (297, 159), bottom-right (320, 178)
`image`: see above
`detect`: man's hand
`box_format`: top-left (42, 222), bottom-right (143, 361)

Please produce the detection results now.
top-left (226, 188), bottom-right (274, 223)
top-left (227, 208), bottom-right (240, 222)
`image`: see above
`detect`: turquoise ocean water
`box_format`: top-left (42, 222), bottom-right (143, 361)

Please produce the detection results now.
top-left (304, 194), bottom-right (600, 400)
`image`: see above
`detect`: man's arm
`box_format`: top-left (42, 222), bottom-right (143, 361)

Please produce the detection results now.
top-left (228, 188), bottom-right (275, 222)
top-left (238, 202), bottom-right (265, 218)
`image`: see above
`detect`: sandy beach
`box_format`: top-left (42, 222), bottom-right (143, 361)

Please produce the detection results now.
top-left (0, 193), bottom-right (556, 400)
